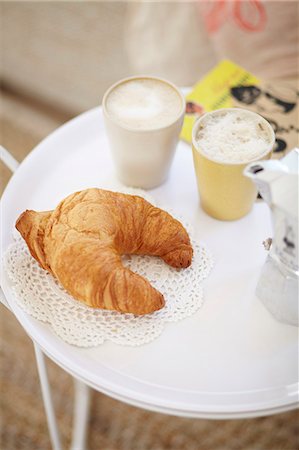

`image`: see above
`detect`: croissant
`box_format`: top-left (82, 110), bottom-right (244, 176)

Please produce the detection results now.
top-left (16, 188), bottom-right (193, 315)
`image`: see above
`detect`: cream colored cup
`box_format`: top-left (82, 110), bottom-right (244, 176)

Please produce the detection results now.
top-left (192, 108), bottom-right (275, 221)
top-left (102, 76), bottom-right (185, 189)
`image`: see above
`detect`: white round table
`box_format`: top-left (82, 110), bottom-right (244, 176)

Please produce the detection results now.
top-left (1, 106), bottom-right (298, 450)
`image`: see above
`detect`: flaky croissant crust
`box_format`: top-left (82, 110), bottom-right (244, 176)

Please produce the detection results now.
top-left (16, 188), bottom-right (193, 315)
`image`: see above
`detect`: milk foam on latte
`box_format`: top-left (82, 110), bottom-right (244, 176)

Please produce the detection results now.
top-left (194, 109), bottom-right (273, 164)
top-left (105, 78), bottom-right (183, 130)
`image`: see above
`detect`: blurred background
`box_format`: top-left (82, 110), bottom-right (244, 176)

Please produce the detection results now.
top-left (1, 1), bottom-right (298, 449)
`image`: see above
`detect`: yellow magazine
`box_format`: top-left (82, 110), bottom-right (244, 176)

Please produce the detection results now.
top-left (180, 60), bottom-right (260, 143)
top-left (181, 59), bottom-right (298, 158)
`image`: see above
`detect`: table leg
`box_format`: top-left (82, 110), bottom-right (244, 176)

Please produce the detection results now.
top-left (33, 343), bottom-right (63, 450)
top-left (71, 379), bottom-right (91, 450)
top-left (0, 286), bottom-right (11, 310)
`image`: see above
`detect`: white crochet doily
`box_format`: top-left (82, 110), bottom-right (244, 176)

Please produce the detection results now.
top-left (3, 188), bottom-right (213, 347)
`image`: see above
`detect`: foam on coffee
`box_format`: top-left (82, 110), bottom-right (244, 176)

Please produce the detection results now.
top-left (194, 109), bottom-right (273, 164)
top-left (105, 78), bottom-right (183, 130)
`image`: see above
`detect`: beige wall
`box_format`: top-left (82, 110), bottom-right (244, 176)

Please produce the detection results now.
top-left (1, 2), bottom-right (216, 115)
top-left (1, 3), bottom-right (131, 113)
top-left (2, 2), bottom-right (297, 116)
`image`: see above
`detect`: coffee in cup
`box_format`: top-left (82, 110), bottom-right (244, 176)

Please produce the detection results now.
top-left (192, 108), bottom-right (275, 220)
top-left (103, 76), bottom-right (185, 189)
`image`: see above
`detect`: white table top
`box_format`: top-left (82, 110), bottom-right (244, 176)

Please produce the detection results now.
top-left (1, 106), bottom-right (298, 419)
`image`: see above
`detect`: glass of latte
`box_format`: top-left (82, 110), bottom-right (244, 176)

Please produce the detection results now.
top-left (192, 108), bottom-right (275, 220)
top-left (102, 76), bottom-right (185, 189)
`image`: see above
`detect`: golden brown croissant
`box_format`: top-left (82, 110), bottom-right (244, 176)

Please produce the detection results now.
top-left (16, 188), bottom-right (193, 315)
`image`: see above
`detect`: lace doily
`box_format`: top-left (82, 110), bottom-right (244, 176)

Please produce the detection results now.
top-left (3, 188), bottom-right (213, 347)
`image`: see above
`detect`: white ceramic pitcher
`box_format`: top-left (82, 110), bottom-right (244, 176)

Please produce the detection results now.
top-left (244, 148), bottom-right (299, 326)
